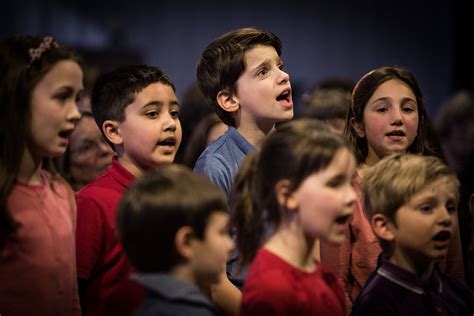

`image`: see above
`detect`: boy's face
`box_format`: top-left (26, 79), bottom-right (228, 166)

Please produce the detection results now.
top-left (116, 82), bottom-right (182, 174)
top-left (389, 177), bottom-right (457, 268)
top-left (234, 45), bottom-right (294, 129)
top-left (355, 79), bottom-right (419, 165)
top-left (189, 212), bottom-right (233, 285)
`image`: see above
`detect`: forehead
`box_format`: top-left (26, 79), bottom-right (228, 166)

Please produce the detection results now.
top-left (243, 45), bottom-right (280, 68)
top-left (71, 116), bottom-right (101, 140)
top-left (408, 176), bottom-right (458, 203)
top-left (127, 82), bottom-right (177, 110)
top-left (368, 79), bottom-right (416, 103)
top-left (37, 60), bottom-right (83, 90)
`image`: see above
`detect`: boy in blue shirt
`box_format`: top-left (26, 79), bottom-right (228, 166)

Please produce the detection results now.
top-left (351, 153), bottom-right (473, 315)
top-left (194, 27), bottom-right (294, 198)
top-left (117, 165), bottom-right (233, 316)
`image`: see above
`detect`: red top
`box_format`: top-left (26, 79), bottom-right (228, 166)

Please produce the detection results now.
top-left (0, 171), bottom-right (80, 316)
top-left (75, 158), bottom-right (145, 316)
top-left (240, 248), bottom-right (345, 316)
top-left (320, 172), bottom-right (465, 313)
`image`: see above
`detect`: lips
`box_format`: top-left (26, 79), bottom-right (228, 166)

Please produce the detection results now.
top-left (157, 137), bottom-right (176, 147)
top-left (58, 129), bottom-right (74, 139)
top-left (276, 88), bottom-right (293, 108)
top-left (386, 130), bottom-right (406, 137)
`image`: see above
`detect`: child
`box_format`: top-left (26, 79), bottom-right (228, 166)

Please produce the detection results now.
top-left (319, 66), bottom-right (465, 312)
top-left (232, 118), bottom-right (356, 315)
top-left (75, 65), bottom-right (182, 316)
top-left (351, 153), bottom-right (474, 315)
top-left (0, 35), bottom-right (83, 315)
top-left (117, 164), bottom-right (233, 316)
top-left (194, 27), bottom-right (294, 198)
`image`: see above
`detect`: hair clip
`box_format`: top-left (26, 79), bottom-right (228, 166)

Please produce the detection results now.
top-left (28, 36), bottom-right (59, 65)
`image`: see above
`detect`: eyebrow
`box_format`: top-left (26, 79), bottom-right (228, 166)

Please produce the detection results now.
top-left (251, 57), bottom-right (282, 73)
top-left (370, 96), bottom-right (417, 105)
top-left (142, 100), bottom-right (180, 109)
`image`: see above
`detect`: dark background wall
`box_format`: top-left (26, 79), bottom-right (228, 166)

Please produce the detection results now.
top-left (3, 0), bottom-right (472, 116)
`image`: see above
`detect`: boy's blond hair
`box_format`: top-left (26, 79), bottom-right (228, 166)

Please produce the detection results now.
top-left (362, 153), bottom-right (459, 253)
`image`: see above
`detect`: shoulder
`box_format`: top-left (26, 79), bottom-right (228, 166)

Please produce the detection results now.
top-left (351, 274), bottom-right (398, 316)
top-left (136, 297), bottom-right (216, 316)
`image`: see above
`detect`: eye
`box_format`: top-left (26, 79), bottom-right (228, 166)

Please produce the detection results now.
top-left (446, 202), bottom-right (457, 214)
top-left (257, 67), bottom-right (269, 77)
top-left (278, 62), bottom-right (284, 70)
top-left (146, 111), bottom-right (159, 118)
top-left (170, 109), bottom-right (180, 118)
top-left (402, 106), bottom-right (416, 113)
top-left (419, 204), bottom-right (433, 213)
top-left (327, 175), bottom-right (345, 188)
top-left (375, 107), bottom-right (388, 113)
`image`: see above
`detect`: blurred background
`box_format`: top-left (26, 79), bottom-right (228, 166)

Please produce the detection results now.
top-left (2, 0), bottom-right (472, 116)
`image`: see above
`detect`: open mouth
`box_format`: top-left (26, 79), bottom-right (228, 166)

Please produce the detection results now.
top-left (386, 130), bottom-right (406, 137)
top-left (433, 230), bottom-right (451, 242)
top-left (158, 138), bottom-right (176, 147)
top-left (335, 214), bottom-right (351, 225)
top-left (276, 89), bottom-right (291, 102)
top-left (58, 129), bottom-right (73, 139)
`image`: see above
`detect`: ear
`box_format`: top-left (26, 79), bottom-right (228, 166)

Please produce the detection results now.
top-left (275, 179), bottom-right (297, 210)
top-left (216, 90), bottom-right (239, 113)
top-left (174, 226), bottom-right (195, 260)
top-left (102, 120), bottom-right (123, 146)
top-left (350, 117), bottom-right (365, 138)
top-left (371, 213), bottom-right (395, 242)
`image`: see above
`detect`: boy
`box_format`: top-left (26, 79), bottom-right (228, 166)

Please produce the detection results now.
top-left (75, 65), bottom-right (182, 316)
top-left (351, 153), bottom-right (473, 315)
top-left (117, 164), bottom-right (233, 316)
top-left (194, 27), bottom-right (294, 198)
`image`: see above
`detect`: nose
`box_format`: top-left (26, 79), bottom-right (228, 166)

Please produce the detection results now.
top-left (69, 102), bottom-right (81, 124)
top-left (162, 112), bottom-right (177, 131)
top-left (278, 68), bottom-right (290, 85)
top-left (345, 184), bottom-right (357, 212)
top-left (437, 206), bottom-right (453, 227)
top-left (390, 107), bottom-right (403, 126)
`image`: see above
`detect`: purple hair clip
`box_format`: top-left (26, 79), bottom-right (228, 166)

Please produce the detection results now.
top-left (28, 36), bottom-right (59, 64)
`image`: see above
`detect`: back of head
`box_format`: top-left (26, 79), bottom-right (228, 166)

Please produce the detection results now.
top-left (0, 34), bottom-right (81, 244)
top-left (302, 88), bottom-right (351, 120)
top-left (346, 66), bottom-right (439, 164)
top-left (117, 164), bottom-right (227, 273)
top-left (230, 118), bottom-right (353, 265)
top-left (196, 27), bottom-right (282, 127)
top-left (362, 153), bottom-right (459, 253)
top-left (91, 65), bottom-right (175, 149)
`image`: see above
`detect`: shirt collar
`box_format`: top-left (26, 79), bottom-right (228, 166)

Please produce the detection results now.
top-left (131, 273), bottom-right (214, 308)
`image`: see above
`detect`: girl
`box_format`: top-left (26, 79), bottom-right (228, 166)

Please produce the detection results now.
top-left (319, 66), bottom-right (465, 313)
top-left (0, 35), bottom-right (83, 315)
top-left (231, 118), bottom-right (356, 315)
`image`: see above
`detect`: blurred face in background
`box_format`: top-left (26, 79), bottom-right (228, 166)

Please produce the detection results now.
top-left (69, 114), bottom-right (114, 188)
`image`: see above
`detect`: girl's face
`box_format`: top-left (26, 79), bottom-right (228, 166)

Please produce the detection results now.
top-left (290, 148), bottom-right (356, 244)
top-left (353, 79), bottom-right (419, 165)
top-left (30, 60), bottom-right (83, 159)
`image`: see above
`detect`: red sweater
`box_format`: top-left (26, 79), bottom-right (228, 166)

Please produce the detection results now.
top-left (241, 248), bottom-right (345, 316)
top-left (75, 158), bottom-right (145, 316)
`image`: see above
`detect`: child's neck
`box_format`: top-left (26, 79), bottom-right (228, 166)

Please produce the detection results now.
top-left (389, 252), bottom-right (435, 281)
top-left (264, 220), bottom-right (316, 272)
top-left (18, 147), bottom-right (43, 185)
top-left (237, 122), bottom-right (275, 149)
